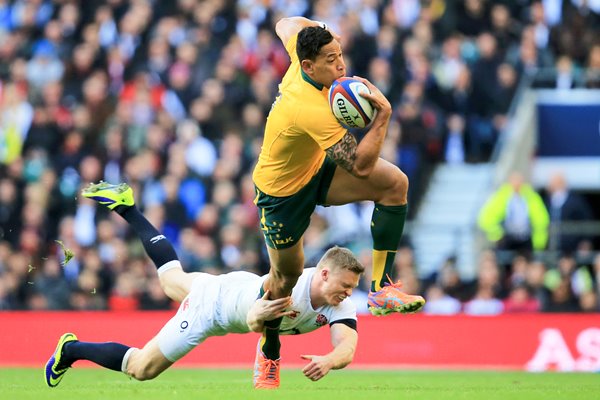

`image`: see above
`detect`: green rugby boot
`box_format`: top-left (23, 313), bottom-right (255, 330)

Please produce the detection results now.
top-left (81, 181), bottom-right (134, 211)
top-left (44, 333), bottom-right (78, 387)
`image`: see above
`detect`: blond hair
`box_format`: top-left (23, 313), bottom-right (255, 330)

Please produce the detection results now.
top-left (317, 246), bottom-right (364, 275)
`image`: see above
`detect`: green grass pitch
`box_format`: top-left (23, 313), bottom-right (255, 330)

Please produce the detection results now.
top-left (2, 368), bottom-right (599, 400)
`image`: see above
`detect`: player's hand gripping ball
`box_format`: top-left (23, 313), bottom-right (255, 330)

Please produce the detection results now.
top-left (328, 77), bottom-right (375, 129)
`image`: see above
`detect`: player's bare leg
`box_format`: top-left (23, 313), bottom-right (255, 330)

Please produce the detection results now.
top-left (326, 158), bottom-right (424, 314)
top-left (254, 239), bottom-right (304, 389)
top-left (326, 158), bottom-right (407, 205)
top-left (158, 267), bottom-right (204, 303)
top-left (124, 337), bottom-right (173, 381)
top-left (263, 240), bottom-right (305, 299)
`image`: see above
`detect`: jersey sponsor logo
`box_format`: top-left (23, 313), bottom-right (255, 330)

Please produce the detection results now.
top-left (315, 314), bottom-right (328, 326)
top-left (182, 298), bottom-right (190, 311)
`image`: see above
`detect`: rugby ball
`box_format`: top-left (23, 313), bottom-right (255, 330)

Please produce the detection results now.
top-left (328, 77), bottom-right (375, 129)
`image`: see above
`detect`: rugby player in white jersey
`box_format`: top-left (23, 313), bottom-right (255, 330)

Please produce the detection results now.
top-left (45, 182), bottom-right (363, 389)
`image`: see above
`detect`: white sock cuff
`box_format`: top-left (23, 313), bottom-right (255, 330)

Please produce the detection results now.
top-left (121, 347), bottom-right (138, 373)
top-left (157, 260), bottom-right (183, 276)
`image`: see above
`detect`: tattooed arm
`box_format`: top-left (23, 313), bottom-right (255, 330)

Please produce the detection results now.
top-left (325, 78), bottom-right (392, 178)
top-left (325, 128), bottom-right (384, 179)
top-left (325, 132), bottom-right (358, 174)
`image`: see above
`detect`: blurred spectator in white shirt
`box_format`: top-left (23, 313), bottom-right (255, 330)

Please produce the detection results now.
top-left (423, 284), bottom-right (462, 315)
top-left (464, 286), bottom-right (505, 315)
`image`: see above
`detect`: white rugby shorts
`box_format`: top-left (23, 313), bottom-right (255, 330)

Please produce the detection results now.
top-left (156, 273), bottom-right (227, 361)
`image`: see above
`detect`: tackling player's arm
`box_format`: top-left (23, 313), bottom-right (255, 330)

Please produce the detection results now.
top-left (325, 79), bottom-right (392, 178)
top-left (246, 290), bottom-right (293, 332)
top-left (300, 322), bottom-right (358, 381)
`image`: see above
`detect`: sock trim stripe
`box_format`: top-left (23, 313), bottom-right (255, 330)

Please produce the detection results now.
top-left (121, 347), bottom-right (137, 373)
top-left (157, 260), bottom-right (183, 276)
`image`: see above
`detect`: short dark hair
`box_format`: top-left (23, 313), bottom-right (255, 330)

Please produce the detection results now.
top-left (296, 26), bottom-right (334, 61)
top-left (318, 246), bottom-right (365, 275)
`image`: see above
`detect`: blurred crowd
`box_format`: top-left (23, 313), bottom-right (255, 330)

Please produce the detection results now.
top-left (0, 0), bottom-right (599, 312)
top-left (420, 248), bottom-right (600, 315)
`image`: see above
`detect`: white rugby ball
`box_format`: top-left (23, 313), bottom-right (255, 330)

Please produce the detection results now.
top-left (328, 77), bottom-right (375, 129)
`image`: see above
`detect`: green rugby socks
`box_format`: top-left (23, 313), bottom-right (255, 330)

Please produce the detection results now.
top-left (370, 203), bottom-right (407, 291)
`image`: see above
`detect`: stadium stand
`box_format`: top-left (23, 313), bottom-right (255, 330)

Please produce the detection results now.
top-left (0, 0), bottom-right (598, 313)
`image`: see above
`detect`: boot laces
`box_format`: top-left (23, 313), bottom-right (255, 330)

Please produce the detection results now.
top-left (260, 358), bottom-right (278, 380)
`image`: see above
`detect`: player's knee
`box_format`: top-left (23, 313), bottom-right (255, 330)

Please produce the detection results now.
top-left (158, 278), bottom-right (169, 294)
top-left (384, 168), bottom-right (408, 204)
top-left (158, 270), bottom-right (193, 303)
top-left (129, 364), bottom-right (161, 381)
top-left (159, 280), bottom-right (179, 303)
top-left (397, 169), bottom-right (409, 194)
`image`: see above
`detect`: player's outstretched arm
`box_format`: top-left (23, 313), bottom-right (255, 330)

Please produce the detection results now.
top-left (246, 290), bottom-right (294, 332)
top-left (275, 17), bottom-right (340, 47)
top-left (300, 323), bottom-right (358, 381)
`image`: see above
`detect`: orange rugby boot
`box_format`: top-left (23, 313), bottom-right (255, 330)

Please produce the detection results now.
top-left (252, 340), bottom-right (281, 389)
top-left (368, 276), bottom-right (426, 316)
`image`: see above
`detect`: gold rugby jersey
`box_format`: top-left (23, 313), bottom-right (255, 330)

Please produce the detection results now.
top-left (252, 33), bottom-right (346, 196)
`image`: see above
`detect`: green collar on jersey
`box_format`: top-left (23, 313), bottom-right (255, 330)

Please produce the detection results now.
top-left (301, 70), bottom-right (324, 91)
